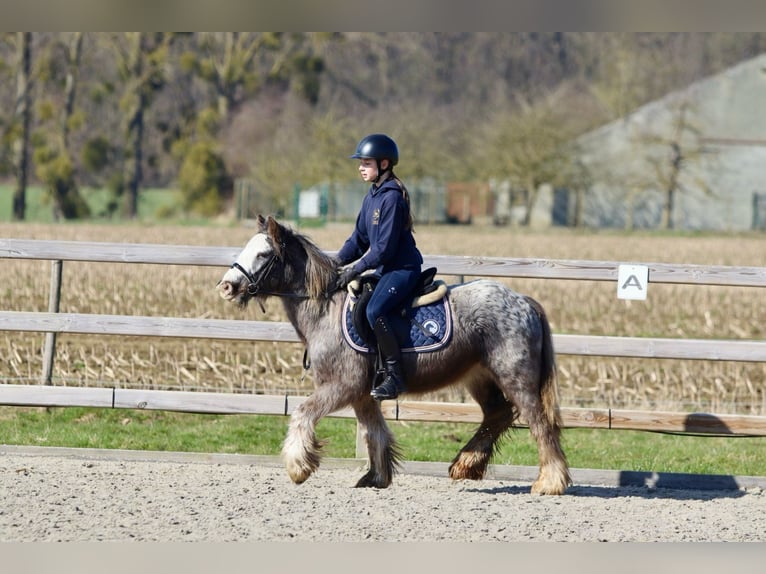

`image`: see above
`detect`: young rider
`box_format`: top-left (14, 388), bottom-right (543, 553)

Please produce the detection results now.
top-left (334, 133), bottom-right (423, 401)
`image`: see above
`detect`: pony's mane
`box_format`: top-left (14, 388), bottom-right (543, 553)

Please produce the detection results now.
top-left (278, 224), bottom-right (337, 300)
top-left (297, 232), bottom-right (337, 300)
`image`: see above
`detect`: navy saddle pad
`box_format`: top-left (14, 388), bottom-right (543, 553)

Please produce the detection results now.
top-left (341, 292), bottom-right (453, 354)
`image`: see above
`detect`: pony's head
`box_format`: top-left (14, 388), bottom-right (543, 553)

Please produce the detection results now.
top-left (217, 214), bottom-right (337, 308)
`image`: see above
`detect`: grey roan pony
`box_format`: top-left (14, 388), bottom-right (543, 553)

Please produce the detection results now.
top-left (217, 215), bottom-right (571, 495)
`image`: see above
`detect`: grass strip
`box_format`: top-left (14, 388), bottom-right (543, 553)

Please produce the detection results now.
top-left (2, 406), bottom-right (765, 477)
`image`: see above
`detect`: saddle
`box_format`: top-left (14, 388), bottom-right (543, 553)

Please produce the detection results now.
top-left (346, 267), bottom-right (449, 351)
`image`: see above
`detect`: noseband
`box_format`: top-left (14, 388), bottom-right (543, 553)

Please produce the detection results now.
top-left (231, 250), bottom-right (281, 297)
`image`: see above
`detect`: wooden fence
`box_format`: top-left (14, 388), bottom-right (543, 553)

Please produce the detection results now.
top-left (2, 237), bottom-right (766, 444)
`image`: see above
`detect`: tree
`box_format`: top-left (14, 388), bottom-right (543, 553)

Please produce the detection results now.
top-left (174, 32), bottom-right (284, 214)
top-left (480, 89), bottom-right (586, 226)
top-left (176, 108), bottom-right (232, 215)
top-left (183, 33), bottom-right (280, 121)
top-left (183, 32), bottom-right (330, 121)
top-left (0, 32), bottom-right (759, 225)
top-left (10, 32), bottom-right (32, 221)
top-left (182, 32), bottom-right (333, 212)
top-left (586, 33), bottom-right (701, 121)
top-left (61, 32), bottom-right (83, 149)
top-left (107, 32), bottom-right (175, 218)
top-left (639, 100), bottom-right (714, 229)
top-left (33, 32), bottom-right (90, 220)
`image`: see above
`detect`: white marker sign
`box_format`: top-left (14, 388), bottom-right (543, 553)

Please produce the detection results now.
top-left (617, 265), bottom-right (649, 300)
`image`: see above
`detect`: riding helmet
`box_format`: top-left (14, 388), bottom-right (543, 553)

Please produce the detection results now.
top-left (350, 134), bottom-right (399, 166)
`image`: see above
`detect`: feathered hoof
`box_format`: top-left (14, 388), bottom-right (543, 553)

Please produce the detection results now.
top-left (284, 457), bottom-right (317, 484)
top-left (448, 452), bottom-right (488, 481)
top-left (355, 470), bottom-right (391, 489)
top-left (530, 471), bottom-right (571, 495)
top-left (530, 480), bottom-right (567, 495)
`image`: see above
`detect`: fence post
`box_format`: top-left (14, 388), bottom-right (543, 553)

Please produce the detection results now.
top-left (41, 260), bottom-right (63, 385)
top-left (355, 422), bottom-right (366, 459)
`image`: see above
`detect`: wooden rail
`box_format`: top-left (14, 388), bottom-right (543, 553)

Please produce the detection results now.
top-left (2, 385), bottom-right (765, 436)
top-left (3, 237), bottom-right (766, 286)
top-left (2, 237), bottom-right (766, 439)
top-left (1, 311), bottom-right (764, 362)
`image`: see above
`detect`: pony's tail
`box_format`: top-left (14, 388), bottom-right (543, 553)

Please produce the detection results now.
top-left (526, 296), bottom-right (562, 429)
top-left (526, 295), bottom-right (572, 493)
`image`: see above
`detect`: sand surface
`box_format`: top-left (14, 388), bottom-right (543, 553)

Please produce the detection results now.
top-left (2, 449), bottom-right (765, 542)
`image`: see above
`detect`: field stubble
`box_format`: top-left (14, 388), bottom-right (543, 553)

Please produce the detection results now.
top-left (1, 222), bottom-right (764, 415)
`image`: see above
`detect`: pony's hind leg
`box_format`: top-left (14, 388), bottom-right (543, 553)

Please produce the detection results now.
top-left (353, 398), bottom-right (402, 488)
top-left (449, 371), bottom-right (515, 481)
top-left (504, 362), bottom-right (570, 495)
top-left (524, 403), bottom-right (570, 495)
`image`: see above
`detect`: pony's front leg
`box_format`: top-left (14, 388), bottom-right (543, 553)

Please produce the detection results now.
top-left (281, 385), bottom-right (348, 484)
top-left (282, 394), bottom-right (330, 484)
top-left (281, 402), bottom-right (324, 484)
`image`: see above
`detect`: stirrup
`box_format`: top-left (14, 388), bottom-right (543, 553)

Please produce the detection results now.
top-left (371, 376), bottom-right (405, 401)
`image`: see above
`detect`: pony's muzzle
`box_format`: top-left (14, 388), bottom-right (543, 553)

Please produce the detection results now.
top-left (216, 279), bottom-right (236, 300)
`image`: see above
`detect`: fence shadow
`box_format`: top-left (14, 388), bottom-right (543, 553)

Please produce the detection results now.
top-left (612, 472), bottom-right (744, 498)
top-left (611, 411), bottom-right (752, 497)
top-left (468, 478), bottom-right (746, 500)
top-left (610, 412), bottom-right (750, 498)
top-left (582, 481), bottom-right (744, 499)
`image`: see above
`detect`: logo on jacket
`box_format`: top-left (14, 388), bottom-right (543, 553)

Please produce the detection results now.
top-left (372, 208), bottom-right (380, 225)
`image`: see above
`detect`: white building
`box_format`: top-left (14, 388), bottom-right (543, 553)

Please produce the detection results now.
top-left (575, 53), bottom-right (766, 231)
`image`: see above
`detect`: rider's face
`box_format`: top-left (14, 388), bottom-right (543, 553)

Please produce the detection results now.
top-left (358, 158), bottom-right (389, 182)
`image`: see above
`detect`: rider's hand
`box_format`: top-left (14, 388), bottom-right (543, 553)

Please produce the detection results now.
top-left (336, 266), bottom-right (357, 290)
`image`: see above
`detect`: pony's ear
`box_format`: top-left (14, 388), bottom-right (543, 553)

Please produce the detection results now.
top-left (266, 216), bottom-right (284, 257)
top-left (255, 214), bottom-right (267, 231)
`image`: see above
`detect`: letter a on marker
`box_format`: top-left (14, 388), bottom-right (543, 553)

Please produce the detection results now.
top-left (622, 275), bottom-right (643, 290)
top-left (617, 264), bottom-right (649, 300)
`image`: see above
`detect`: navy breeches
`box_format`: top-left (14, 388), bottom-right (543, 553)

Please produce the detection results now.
top-left (365, 268), bottom-right (420, 327)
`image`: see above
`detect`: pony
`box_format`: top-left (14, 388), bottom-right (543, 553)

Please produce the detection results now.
top-left (217, 215), bottom-right (571, 495)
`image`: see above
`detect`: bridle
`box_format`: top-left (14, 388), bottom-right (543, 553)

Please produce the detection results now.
top-left (231, 250), bottom-right (281, 297)
top-left (229, 242), bottom-right (313, 300)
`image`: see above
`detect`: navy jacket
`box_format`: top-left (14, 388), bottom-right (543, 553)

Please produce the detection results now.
top-left (337, 177), bottom-right (423, 276)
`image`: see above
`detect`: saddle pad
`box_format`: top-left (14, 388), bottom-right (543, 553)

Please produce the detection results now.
top-left (341, 292), bottom-right (453, 354)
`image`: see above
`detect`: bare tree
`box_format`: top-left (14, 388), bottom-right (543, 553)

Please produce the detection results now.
top-left (11, 32), bottom-right (31, 221)
top-left (639, 100), bottom-right (715, 229)
top-left (61, 32), bottom-right (83, 149)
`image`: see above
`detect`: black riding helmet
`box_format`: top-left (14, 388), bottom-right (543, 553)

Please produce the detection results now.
top-left (350, 134), bottom-right (398, 183)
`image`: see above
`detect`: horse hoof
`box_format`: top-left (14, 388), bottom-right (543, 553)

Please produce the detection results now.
top-left (355, 471), bottom-right (391, 488)
top-left (530, 479), bottom-right (567, 495)
top-left (449, 464), bottom-right (486, 481)
top-left (285, 461), bottom-right (313, 484)
top-left (448, 452), bottom-right (489, 481)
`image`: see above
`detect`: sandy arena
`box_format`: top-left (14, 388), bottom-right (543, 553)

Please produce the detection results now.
top-left (1, 446), bottom-right (765, 542)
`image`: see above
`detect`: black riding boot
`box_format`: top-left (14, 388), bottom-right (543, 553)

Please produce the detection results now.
top-left (371, 316), bottom-right (407, 401)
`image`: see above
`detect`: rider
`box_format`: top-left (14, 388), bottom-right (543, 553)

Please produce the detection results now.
top-left (335, 133), bottom-right (423, 401)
